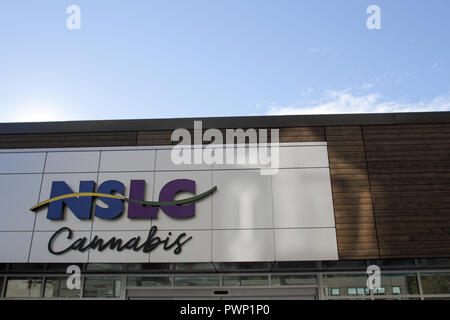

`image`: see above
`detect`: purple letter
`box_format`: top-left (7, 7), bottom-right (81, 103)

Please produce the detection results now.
top-left (159, 179), bottom-right (195, 219)
top-left (128, 180), bottom-right (158, 218)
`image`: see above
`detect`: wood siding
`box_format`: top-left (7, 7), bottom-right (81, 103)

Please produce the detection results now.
top-left (1, 123), bottom-right (449, 260)
top-left (0, 131), bottom-right (137, 149)
top-left (363, 124), bottom-right (450, 258)
top-left (326, 126), bottom-right (379, 259)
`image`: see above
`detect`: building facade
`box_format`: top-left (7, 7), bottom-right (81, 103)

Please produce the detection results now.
top-left (0, 112), bottom-right (449, 299)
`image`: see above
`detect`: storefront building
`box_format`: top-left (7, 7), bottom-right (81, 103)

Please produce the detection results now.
top-left (0, 112), bottom-right (449, 300)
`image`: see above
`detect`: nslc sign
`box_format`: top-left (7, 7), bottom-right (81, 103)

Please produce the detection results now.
top-left (31, 179), bottom-right (217, 219)
top-left (30, 179), bottom-right (217, 256)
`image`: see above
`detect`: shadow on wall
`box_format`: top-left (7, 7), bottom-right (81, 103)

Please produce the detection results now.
top-left (325, 126), bottom-right (380, 260)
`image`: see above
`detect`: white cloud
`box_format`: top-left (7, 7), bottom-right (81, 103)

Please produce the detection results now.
top-left (267, 90), bottom-right (450, 115)
top-left (308, 48), bottom-right (323, 55)
top-left (307, 48), bottom-right (342, 56)
top-left (362, 82), bottom-right (374, 90)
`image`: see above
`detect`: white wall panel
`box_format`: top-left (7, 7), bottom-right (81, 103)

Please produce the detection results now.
top-left (278, 146), bottom-right (329, 168)
top-left (212, 170), bottom-right (273, 229)
top-left (0, 174), bottom-right (42, 231)
top-left (150, 230), bottom-right (211, 263)
top-left (0, 232), bottom-right (32, 262)
top-left (274, 228), bottom-right (338, 261)
top-left (29, 231), bottom-right (90, 263)
top-left (155, 149), bottom-right (212, 171)
top-left (99, 150), bottom-right (155, 172)
top-left (0, 153), bottom-right (46, 173)
top-left (212, 147), bottom-right (270, 170)
top-left (212, 229), bottom-right (275, 262)
top-left (88, 231), bottom-right (150, 263)
top-left (272, 168), bottom-right (335, 228)
top-left (45, 151), bottom-right (100, 173)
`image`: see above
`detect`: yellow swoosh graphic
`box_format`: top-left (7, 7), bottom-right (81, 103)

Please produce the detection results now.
top-left (30, 193), bottom-right (125, 211)
top-left (29, 186), bottom-right (217, 212)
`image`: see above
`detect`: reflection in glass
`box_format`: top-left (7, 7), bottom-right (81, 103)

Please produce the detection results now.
top-left (392, 286), bottom-right (401, 295)
top-left (47, 264), bottom-right (82, 272)
top-left (5, 278), bottom-right (42, 298)
top-left (127, 263), bottom-right (171, 273)
top-left (175, 276), bottom-right (219, 287)
top-left (323, 274), bottom-right (369, 297)
top-left (416, 259), bottom-right (450, 269)
top-left (271, 275), bottom-right (317, 286)
top-left (421, 273), bottom-right (450, 294)
top-left (8, 264), bottom-right (46, 272)
top-left (368, 260), bottom-right (415, 268)
top-left (357, 288), bottom-right (370, 295)
top-left (223, 276), bottom-right (268, 286)
top-left (83, 277), bottom-right (121, 298)
top-left (348, 288), bottom-right (357, 295)
top-left (378, 274), bottom-right (419, 295)
top-left (173, 263), bottom-right (216, 272)
top-left (272, 261), bottom-right (317, 271)
top-left (86, 264), bottom-right (125, 272)
top-left (373, 287), bottom-right (386, 295)
top-left (331, 288), bottom-right (340, 296)
top-left (321, 260), bottom-right (367, 270)
top-left (213, 262), bottom-right (271, 272)
top-left (127, 276), bottom-right (171, 287)
top-left (44, 278), bottom-right (81, 298)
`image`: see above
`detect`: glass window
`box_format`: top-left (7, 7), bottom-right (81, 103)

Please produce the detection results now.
top-left (5, 278), bottom-right (42, 298)
top-left (377, 273), bottom-right (419, 295)
top-left (8, 264), bottom-right (46, 272)
top-left (331, 288), bottom-right (340, 296)
top-left (174, 276), bottom-right (219, 287)
top-left (0, 264), bottom-right (7, 270)
top-left (271, 275), bottom-right (317, 286)
top-left (357, 288), bottom-right (370, 295)
top-left (127, 263), bottom-right (171, 273)
top-left (127, 276), bottom-right (171, 287)
top-left (83, 277), bottom-right (121, 298)
top-left (173, 263), bottom-right (216, 272)
top-left (348, 288), bottom-right (357, 295)
top-left (0, 277), bottom-right (3, 296)
top-left (271, 261), bottom-right (317, 271)
top-left (86, 264), bottom-right (125, 272)
top-left (44, 278), bottom-right (81, 298)
top-left (392, 286), bottom-right (401, 295)
top-left (213, 262), bottom-right (272, 272)
top-left (323, 274), bottom-right (369, 297)
top-left (223, 276), bottom-right (268, 287)
top-left (321, 260), bottom-right (367, 270)
top-left (421, 273), bottom-right (450, 294)
top-left (374, 287), bottom-right (386, 295)
top-left (368, 259), bottom-right (416, 268)
top-left (47, 264), bottom-right (83, 272)
top-left (375, 297), bottom-right (420, 300)
top-left (416, 259), bottom-right (450, 269)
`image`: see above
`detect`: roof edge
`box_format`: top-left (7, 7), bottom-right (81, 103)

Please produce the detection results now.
top-left (0, 111), bottom-right (449, 134)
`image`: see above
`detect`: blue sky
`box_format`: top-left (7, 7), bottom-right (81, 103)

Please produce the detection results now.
top-left (0, 0), bottom-right (449, 122)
